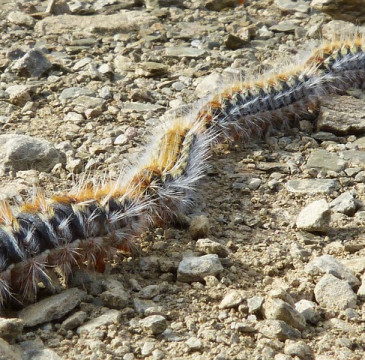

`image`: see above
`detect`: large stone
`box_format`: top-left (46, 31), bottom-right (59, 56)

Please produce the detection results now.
top-left (285, 179), bottom-right (338, 194)
top-left (330, 191), bottom-right (357, 216)
top-left (296, 199), bottom-right (330, 232)
top-left (314, 274), bottom-right (357, 310)
top-left (177, 254), bottom-right (223, 282)
top-left (259, 320), bottom-right (301, 341)
top-left (35, 11), bottom-right (157, 35)
top-left (0, 134), bottom-right (65, 175)
top-left (12, 49), bottom-right (52, 77)
top-left (316, 95), bottom-right (365, 135)
top-left (263, 298), bottom-right (306, 331)
top-left (19, 288), bottom-right (86, 327)
top-left (77, 310), bottom-right (122, 335)
top-left (140, 315), bottom-right (167, 335)
top-left (305, 254), bottom-right (360, 287)
top-left (0, 338), bottom-right (21, 360)
top-left (311, 0), bottom-right (365, 22)
top-left (305, 149), bottom-right (345, 172)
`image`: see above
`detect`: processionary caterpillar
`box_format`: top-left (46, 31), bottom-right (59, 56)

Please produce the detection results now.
top-left (0, 34), bottom-right (364, 307)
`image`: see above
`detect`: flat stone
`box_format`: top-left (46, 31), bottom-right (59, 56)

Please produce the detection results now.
top-left (295, 300), bottom-right (320, 325)
top-left (270, 21), bottom-right (298, 33)
top-left (296, 199), bottom-right (330, 232)
top-left (165, 47), bottom-right (206, 58)
top-left (35, 11), bottom-right (157, 35)
top-left (312, 0), bottom-right (365, 22)
top-left (177, 254), bottom-right (223, 283)
top-left (341, 257), bottom-right (365, 274)
top-left (305, 254), bottom-right (360, 287)
top-left (12, 49), bottom-right (52, 78)
top-left (259, 320), bottom-right (301, 341)
top-left (61, 311), bottom-right (87, 330)
top-left (100, 282), bottom-right (129, 309)
top-left (219, 290), bottom-right (244, 309)
top-left (0, 134), bottom-right (66, 175)
top-left (330, 191), bottom-right (357, 216)
top-left (195, 238), bottom-right (230, 257)
top-left (16, 339), bottom-right (62, 360)
top-left (77, 310), bottom-right (122, 335)
top-left (72, 96), bottom-right (105, 110)
top-left (19, 288), bottom-right (86, 327)
top-left (7, 11), bottom-right (35, 27)
top-left (286, 179), bottom-right (338, 194)
top-left (133, 298), bottom-right (156, 314)
top-left (263, 298), bottom-right (306, 331)
top-left (316, 95), bottom-right (365, 135)
top-left (314, 274), bottom-right (357, 310)
top-left (140, 315), bottom-right (167, 335)
top-left (341, 150), bottom-right (365, 167)
top-left (275, 0), bottom-right (309, 13)
top-left (305, 149), bottom-right (345, 172)
top-left (60, 87), bottom-right (95, 101)
top-left (137, 62), bottom-right (168, 77)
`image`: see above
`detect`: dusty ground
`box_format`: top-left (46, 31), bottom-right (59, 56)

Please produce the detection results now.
top-left (0, 0), bottom-right (365, 359)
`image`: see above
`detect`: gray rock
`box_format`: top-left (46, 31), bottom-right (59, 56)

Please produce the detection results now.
top-left (314, 274), bottom-right (357, 310)
top-left (189, 215), bottom-right (210, 240)
top-left (231, 320), bottom-right (256, 333)
top-left (316, 95), bottom-right (365, 135)
top-left (305, 254), bottom-right (360, 287)
top-left (165, 47), bottom-right (206, 58)
top-left (263, 298), bottom-right (306, 331)
top-left (312, 0), bottom-right (365, 22)
top-left (305, 149), bottom-right (345, 172)
top-left (72, 96), bottom-right (105, 110)
top-left (285, 179), bottom-right (338, 194)
top-left (0, 134), bottom-right (65, 175)
top-left (219, 290), bottom-right (244, 309)
top-left (296, 199), bottom-right (330, 232)
top-left (0, 338), bottom-right (21, 360)
top-left (59, 87), bottom-right (95, 101)
top-left (270, 21), bottom-right (298, 33)
top-left (64, 112), bottom-right (84, 123)
top-left (140, 315), bottom-right (167, 335)
top-left (275, 0), bottom-right (309, 13)
top-left (100, 279), bottom-right (130, 309)
top-left (257, 25), bottom-right (274, 39)
top-left (330, 191), bottom-right (357, 216)
top-left (12, 50), bottom-right (52, 77)
top-left (18, 288), bottom-right (86, 327)
top-left (0, 318), bottom-right (23, 341)
top-left (177, 254), bottom-right (223, 282)
top-left (7, 11), bottom-right (35, 27)
top-left (248, 296), bottom-right (265, 314)
top-left (259, 320), bottom-right (301, 341)
top-left (138, 285), bottom-right (160, 299)
top-left (5, 85), bottom-right (32, 106)
top-left (61, 311), bottom-right (87, 330)
top-left (341, 150), bottom-right (365, 167)
top-left (295, 300), bottom-right (320, 325)
top-left (133, 298), bottom-right (156, 314)
top-left (77, 310), bottom-right (122, 335)
top-left (195, 238), bottom-right (230, 257)
top-left (35, 12), bottom-right (157, 35)
top-left (114, 134), bottom-right (129, 145)
top-left (186, 336), bottom-right (202, 351)
top-left (284, 340), bottom-right (313, 360)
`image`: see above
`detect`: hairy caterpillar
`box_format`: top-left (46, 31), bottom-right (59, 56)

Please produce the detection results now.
top-left (0, 34), bottom-right (364, 307)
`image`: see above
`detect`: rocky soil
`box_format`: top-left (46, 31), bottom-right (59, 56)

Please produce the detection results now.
top-left (0, 0), bottom-right (365, 359)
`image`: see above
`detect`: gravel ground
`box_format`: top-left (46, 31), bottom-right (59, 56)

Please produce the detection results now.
top-left (0, 0), bottom-right (365, 359)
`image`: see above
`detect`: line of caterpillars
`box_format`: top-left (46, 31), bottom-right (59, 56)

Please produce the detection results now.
top-left (0, 35), bottom-right (364, 306)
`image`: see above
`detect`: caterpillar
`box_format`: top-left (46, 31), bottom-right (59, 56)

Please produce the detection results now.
top-left (0, 33), bottom-right (364, 308)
